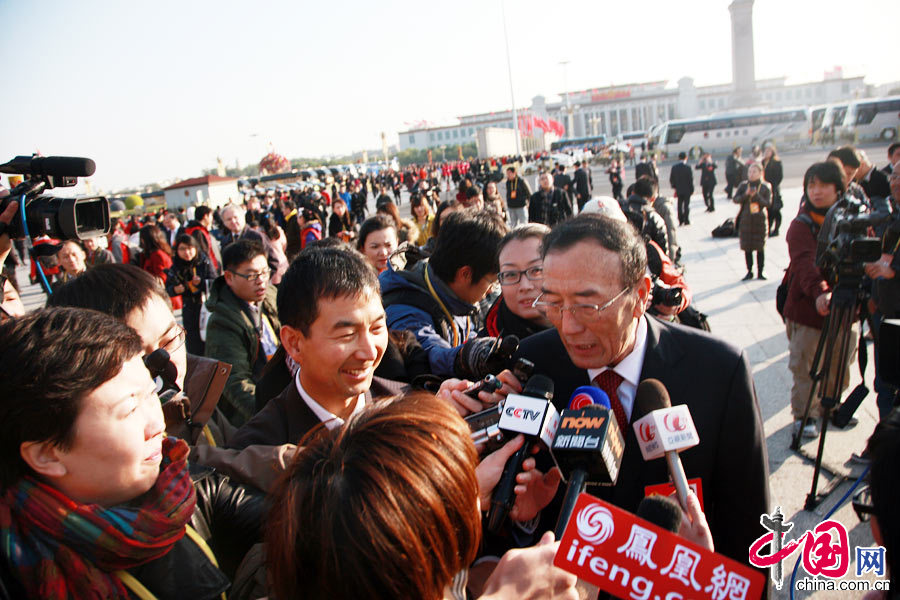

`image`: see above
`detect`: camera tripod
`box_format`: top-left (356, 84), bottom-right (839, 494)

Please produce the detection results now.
top-left (789, 280), bottom-right (867, 510)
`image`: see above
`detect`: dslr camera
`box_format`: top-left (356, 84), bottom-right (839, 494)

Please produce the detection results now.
top-left (651, 281), bottom-right (683, 307)
top-left (0, 155), bottom-right (110, 240)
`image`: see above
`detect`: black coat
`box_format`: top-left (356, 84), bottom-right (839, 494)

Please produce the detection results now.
top-left (505, 176), bottom-right (531, 209)
top-left (0, 467), bottom-right (265, 600)
top-left (528, 187), bottom-right (572, 226)
top-left (573, 167), bottom-right (592, 199)
top-left (669, 161), bottom-right (694, 196)
top-left (513, 317), bottom-right (770, 572)
top-left (635, 161), bottom-right (658, 182)
top-left (696, 161), bottom-right (717, 187)
top-left (229, 376), bottom-right (407, 449)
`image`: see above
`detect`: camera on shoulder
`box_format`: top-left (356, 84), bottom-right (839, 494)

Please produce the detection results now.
top-left (0, 154), bottom-right (110, 240)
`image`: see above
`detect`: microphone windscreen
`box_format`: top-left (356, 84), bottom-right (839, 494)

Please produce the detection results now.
top-left (522, 374), bottom-right (554, 401)
top-left (636, 494), bottom-right (682, 533)
top-left (633, 378), bottom-right (671, 421)
top-left (568, 385), bottom-right (611, 410)
top-left (497, 335), bottom-right (519, 357)
top-left (40, 156), bottom-right (96, 177)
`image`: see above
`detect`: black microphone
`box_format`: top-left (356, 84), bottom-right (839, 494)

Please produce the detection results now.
top-left (143, 348), bottom-right (180, 393)
top-left (636, 494), bottom-right (682, 533)
top-left (486, 374), bottom-right (557, 533)
top-left (632, 379), bottom-right (698, 511)
top-left (552, 389), bottom-right (625, 539)
top-left (0, 155), bottom-right (96, 177)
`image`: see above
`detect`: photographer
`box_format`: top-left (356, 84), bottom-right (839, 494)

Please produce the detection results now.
top-left (783, 162), bottom-right (858, 438)
top-left (864, 169), bottom-right (900, 420)
top-left (734, 162), bottom-right (772, 281)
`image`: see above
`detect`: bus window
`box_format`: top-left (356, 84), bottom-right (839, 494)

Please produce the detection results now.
top-left (665, 125), bottom-right (685, 144)
top-left (856, 105), bottom-right (877, 125)
top-left (812, 109), bottom-right (826, 130)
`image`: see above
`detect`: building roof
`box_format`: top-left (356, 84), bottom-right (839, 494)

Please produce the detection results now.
top-left (163, 175), bottom-right (237, 191)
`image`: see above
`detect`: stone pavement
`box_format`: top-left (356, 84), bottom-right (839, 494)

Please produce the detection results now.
top-left (13, 179), bottom-right (887, 599)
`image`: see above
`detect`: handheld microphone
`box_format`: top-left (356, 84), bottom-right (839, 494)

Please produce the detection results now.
top-left (552, 388), bottom-right (624, 538)
top-left (0, 155), bottom-right (96, 177)
top-left (632, 379), bottom-right (698, 511)
top-left (567, 385), bottom-right (611, 410)
top-left (486, 375), bottom-right (558, 533)
top-left (143, 348), bottom-right (180, 393)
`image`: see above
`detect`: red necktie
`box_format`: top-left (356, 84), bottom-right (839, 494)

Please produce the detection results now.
top-left (593, 370), bottom-right (628, 436)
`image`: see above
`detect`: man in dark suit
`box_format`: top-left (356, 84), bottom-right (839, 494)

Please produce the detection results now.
top-left (228, 247), bottom-right (397, 449)
top-left (554, 164), bottom-right (574, 209)
top-left (669, 152), bottom-right (695, 225)
top-left (529, 172), bottom-right (572, 226)
top-left (634, 155), bottom-right (657, 182)
top-left (882, 142), bottom-right (900, 175)
top-left (572, 161), bottom-right (592, 212)
top-left (514, 215), bottom-right (769, 571)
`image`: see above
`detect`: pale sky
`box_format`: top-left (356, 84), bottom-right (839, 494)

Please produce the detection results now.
top-left (1, 0), bottom-right (897, 192)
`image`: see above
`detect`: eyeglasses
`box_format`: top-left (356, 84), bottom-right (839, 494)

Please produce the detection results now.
top-left (532, 286), bottom-right (630, 322)
top-left (229, 269), bottom-right (271, 283)
top-left (498, 265), bottom-right (544, 285)
top-left (852, 485), bottom-right (874, 523)
top-left (160, 324), bottom-right (186, 355)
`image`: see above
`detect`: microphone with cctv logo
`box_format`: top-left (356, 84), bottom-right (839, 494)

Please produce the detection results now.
top-left (632, 378), bottom-right (699, 511)
top-left (552, 386), bottom-right (624, 538)
top-left (486, 375), bottom-right (558, 533)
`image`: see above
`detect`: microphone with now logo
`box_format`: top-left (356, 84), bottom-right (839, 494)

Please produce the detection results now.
top-left (552, 386), bottom-right (625, 539)
top-left (632, 378), bottom-right (699, 512)
top-left (486, 375), bottom-right (560, 533)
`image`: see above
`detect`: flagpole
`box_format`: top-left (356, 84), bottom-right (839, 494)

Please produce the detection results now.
top-left (500, 0), bottom-right (521, 156)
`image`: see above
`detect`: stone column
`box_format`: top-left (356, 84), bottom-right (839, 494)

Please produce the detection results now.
top-left (729, 0), bottom-right (758, 107)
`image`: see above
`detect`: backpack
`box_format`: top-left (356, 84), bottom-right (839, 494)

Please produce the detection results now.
top-left (711, 218), bottom-right (736, 238)
top-left (776, 214), bottom-right (818, 320)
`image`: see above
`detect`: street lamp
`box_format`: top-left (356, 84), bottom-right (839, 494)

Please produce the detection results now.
top-left (559, 60), bottom-right (571, 139)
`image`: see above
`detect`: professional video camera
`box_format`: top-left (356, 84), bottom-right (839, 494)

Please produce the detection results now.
top-left (794, 193), bottom-right (890, 508)
top-left (815, 194), bottom-right (888, 284)
top-left (0, 155), bottom-right (110, 240)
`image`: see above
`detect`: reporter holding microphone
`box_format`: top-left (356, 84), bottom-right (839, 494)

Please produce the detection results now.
top-left (266, 392), bottom-right (576, 600)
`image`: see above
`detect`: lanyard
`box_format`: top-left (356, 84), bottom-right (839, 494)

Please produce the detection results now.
top-left (115, 525), bottom-right (226, 600)
top-left (423, 265), bottom-right (467, 347)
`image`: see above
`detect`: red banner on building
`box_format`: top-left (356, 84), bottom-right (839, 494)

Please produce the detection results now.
top-left (554, 493), bottom-right (765, 600)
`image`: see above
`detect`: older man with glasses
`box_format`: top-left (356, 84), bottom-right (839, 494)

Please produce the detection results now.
top-left (513, 214), bottom-right (769, 576)
top-left (205, 239), bottom-right (280, 426)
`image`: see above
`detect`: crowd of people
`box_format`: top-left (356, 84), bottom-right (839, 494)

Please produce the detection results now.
top-left (0, 140), bottom-right (898, 599)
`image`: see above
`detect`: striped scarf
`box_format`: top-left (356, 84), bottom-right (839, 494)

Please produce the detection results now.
top-left (0, 437), bottom-right (196, 599)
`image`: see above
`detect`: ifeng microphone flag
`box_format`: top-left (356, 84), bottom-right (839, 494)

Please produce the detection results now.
top-left (554, 493), bottom-right (765, 600)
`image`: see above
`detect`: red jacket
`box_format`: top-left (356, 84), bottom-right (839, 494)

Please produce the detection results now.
top-left (783, 210), bottom-right (829, 329)
top-left (142, 250), bottom-right (182, 309)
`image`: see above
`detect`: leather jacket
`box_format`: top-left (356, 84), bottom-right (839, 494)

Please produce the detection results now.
top-left (0, 466), bottom-right (266, 600)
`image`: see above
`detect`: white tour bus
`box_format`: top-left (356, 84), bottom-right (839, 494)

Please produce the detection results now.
top-left (809, 103), bottom-right (850, 144)
top-left (838, 96), bottom-right (900, 143)
top-left (649, 107), bottom-right (810, 157)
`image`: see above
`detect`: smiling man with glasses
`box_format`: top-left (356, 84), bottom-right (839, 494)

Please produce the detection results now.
top-left (205, 240), bottom-right (280, 426)
top-left (513, 214), bottom-right (769, 574)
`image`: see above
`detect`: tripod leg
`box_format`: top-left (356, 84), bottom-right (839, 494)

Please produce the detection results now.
top-left (791, 313), bottom-right (831, 450)
top-left (804, 301), bottom-right (855, 509)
